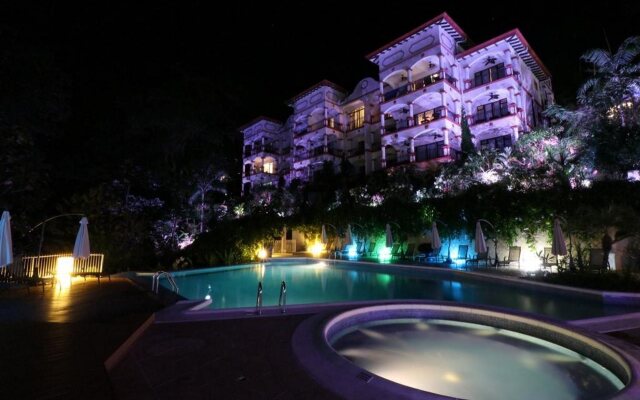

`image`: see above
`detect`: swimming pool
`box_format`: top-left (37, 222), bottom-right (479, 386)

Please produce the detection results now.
top-left (158, 259), bottom-right (638, 320)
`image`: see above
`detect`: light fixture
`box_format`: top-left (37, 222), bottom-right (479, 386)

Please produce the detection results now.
top-left (56, 256), bottom-right (74, 288)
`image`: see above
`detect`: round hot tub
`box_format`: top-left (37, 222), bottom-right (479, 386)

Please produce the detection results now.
top-left (292, 303), bottom-right (640, 400)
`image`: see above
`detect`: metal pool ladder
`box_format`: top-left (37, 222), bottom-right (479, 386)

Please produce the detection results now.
top-left (278, 281), bottom-right (287, 313)
top-left (255, 281), bottom-right (263, 315)
top-left (152, 271), bottom-right (179, 294)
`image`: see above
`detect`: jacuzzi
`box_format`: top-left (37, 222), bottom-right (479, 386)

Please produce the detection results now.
top-left (292, 302), bottom-right (640, 400)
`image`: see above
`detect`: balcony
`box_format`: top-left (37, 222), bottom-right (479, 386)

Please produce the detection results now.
top-left (470, 101), bottom-right (518, 126)
top-left (294, 146), bottom-right (342, 163)
top-left (382, 71), bottom-right (458, 103)
top-left (295, 119), bottom-right (343, 137)
top-left (466, 69), bottom-right (520, 91)
top-left (245, 167), bottom-right (278, 177)
top-left (244, 144), bottom-right (280, 158)
top-left (382, 106), bottom-right (459, 135)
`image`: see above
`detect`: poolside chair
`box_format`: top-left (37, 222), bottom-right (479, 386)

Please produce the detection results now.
top-left (402, 243), bottom-right (416, 260)
top-left (454, 245), bottom-right (468, 263)
top-left (334, 243), bottom-right (349, 259)
top-left (498, 246), bottom-right (521, 269)
top-left (368, 242), bottom-right (379, 258)
top-left (414, 243), bottom-right (432, 263)
top-left (587, 248), bottom-right (606, 272)
top-left (466, 252), bottom-right (489, 269)
top-left (390, 243), bottom-right (402, 259)
top-left (541, 247), bottom-right (557, 270)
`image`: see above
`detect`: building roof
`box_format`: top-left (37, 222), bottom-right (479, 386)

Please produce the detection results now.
top-left (366, 12), bottom-right (468, 62)
top-left (456, 29), bottom-right (551, 80)
top-left (238, 115), bottom-right (282, 131)
top-left (286, 79), bottom-right (347, 105)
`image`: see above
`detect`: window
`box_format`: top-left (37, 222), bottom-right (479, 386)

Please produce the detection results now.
top-left (480, 135), bottom-right (512, 151)
top-left (473, 63), bottom-right (506, 87)
top-left (347, 107), bottom-right (365, 131)
top-left (476, 99), bottom-right (510, 123)
top-left (264, 161), bottom-right (275, 174)
top-left (414, 107), bottom-right (444, 126)
top-left (244, 145), bottom-right (252, 157)
top-left (244, 164), bottom-right (251, 176)
top-left (415, 141), bottom-right (446, 162)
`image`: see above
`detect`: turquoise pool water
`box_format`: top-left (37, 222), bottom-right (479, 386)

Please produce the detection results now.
top-left (161, 259), bottom-right (637, 319)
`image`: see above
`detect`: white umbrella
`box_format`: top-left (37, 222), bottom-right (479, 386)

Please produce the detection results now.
top-left (551, 219), bottom-right (567, 256)
top-left (72, 217), bottom-right (91, 259)
top-left (431, 222), bottom-right (441, 250)
top-left (385, 224), bottom-right (393, 248)
top-left (474, 221), bottom-right (487, 255)
top-left (0, 211), bottom-right (13, 268)
top-left (345, 224), bottom-right (354, 246)
top-left (321, 224), bottom-right (328, 245)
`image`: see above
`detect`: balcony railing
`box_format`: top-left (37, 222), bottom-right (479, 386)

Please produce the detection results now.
top-left (295, 119), bottom-right (343, 136)
top-left (382, 70), bottom-right (457, 103)
top-left (471, 102), bottom-right (517, 125)
top-left (244, 144), bottom-right (280, 157)
top-left (383, 106), bottom-right (458, 134)
top-left (468, 70), bottom-right (520, 90)
top-left (294, 146), bottom-right (342, 162)
top-left (246, 167), bottom-right (278, 176)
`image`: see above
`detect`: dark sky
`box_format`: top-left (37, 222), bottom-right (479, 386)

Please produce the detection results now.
top-left (3, 0), bottom-right (640, 127)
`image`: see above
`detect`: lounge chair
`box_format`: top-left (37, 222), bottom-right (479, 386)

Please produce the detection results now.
top-left (390, 243), bottom-right (402, 259)
top-left (414, 243), bottom-right (432, 263)
top-left (367, 242), bottom-right (379, 258)
top-left (498, 246), bottom-right (521, 268)
top-left (587, 248), bottom-right (607, 271)
top-left (466, 252), bottom-right (489, 268)
top-left (541, 247), bottom-right (557, 270)
top-left (454, 245), bottom-right (468, 263)
top-left (402, 243), bottom-right (416, 260)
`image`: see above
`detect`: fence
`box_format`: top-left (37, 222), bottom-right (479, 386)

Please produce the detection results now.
top-left (16, 253), bottom-right (105, 278)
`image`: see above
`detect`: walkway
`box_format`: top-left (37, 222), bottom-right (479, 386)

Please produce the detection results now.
top-left (0, 278), bottom-right (161, 399)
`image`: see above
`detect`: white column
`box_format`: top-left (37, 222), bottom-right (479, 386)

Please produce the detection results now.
top-left (438, 54), bottom-right (446, 80)
top-left (324, 134), bottom-right (328, 153)
top-left (409, 137), bottom-right (415, 162)
top-left (380, 113), bottom-right (386, 134)
top-left (512, 126), bottom-right (520, 141)
top-left (409, 103), bottom-right (414, 126)
top-left (381, 145), bottom-right (386, 168)
top-left (407, 68), bottom-right (413, 83)
top-left (440, 90), bottom-right (447, 118)
top-left (464, 66), bottom-right (470, 90)
top-left (442, 128), bottom-right (450, 156)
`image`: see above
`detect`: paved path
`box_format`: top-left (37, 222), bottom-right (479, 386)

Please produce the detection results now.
top-left (109, 315), bottom-right (342, 400)
top-left (0, 278), bottom-right (161, 399)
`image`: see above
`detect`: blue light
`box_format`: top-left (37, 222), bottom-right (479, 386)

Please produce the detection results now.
top-left (348, 244), bottom-right (358, 258)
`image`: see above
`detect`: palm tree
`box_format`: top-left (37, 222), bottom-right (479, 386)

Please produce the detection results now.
top-left (577, 36), bottom-right (640, 126)
top-left (189, 167), bottom-right (228, 234)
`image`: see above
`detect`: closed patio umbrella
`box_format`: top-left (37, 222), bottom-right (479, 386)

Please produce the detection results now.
top-left (474, 221), bottom-right (487, 255)
top-left (385, 224), bottom-right (393, 248)
top-left (72, 217), bottom-right (91, 259)
top-left (345, 224), bottom-right (354, 246)
top-left (431, 222), bottom-right (441, 251)
top-left (321, 224), bottom-right (328, 245)
top-left (0, 211), bottom-right (13, 268)
top-left (551, 219), bottom-right (567, 256)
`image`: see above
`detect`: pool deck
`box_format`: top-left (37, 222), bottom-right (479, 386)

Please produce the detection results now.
top-left (3, 259), bottom-right (640, 399)
top-left (0, 278), bottom-right (161, 400)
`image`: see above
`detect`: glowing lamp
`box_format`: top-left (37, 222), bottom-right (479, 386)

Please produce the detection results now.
top-left (257, 248), bottom-right (268, 260)
top-left (310, 242), bottom-right (324, 257)
top-left (378, 247), bottom-right (392, 263)
top-left (56, 256), bottom-right (74, 288)
top-left (347, 245), bottom-right (357, 258)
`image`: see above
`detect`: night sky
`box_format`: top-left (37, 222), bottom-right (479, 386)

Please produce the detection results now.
top-left (3, 1), bottom-right (639, 123)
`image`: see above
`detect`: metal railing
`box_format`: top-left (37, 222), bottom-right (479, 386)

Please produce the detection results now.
top-left (255, 281), bottom-right (263, 315)
top-left (278, 281), bottom-right (287, 313)
top-left (152, 271), bottom-right (179, 294)
top-left (20, 253), bottom-right (104, 278)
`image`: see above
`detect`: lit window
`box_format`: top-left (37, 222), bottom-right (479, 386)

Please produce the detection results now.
top-left (264, 162), bottom-right (275, 174)
top-left (348, 107), bottom-right (365, 131)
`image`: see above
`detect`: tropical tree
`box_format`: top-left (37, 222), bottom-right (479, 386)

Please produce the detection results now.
top-left (188, 166), bottom-right (228, 234)
top-left (546, 36), bottom-right (640, 177)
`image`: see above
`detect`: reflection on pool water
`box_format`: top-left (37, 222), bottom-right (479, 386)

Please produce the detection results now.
top-left (162, 259), bottom-right (637, 319)
top-left (330, 318), bottom-right (624, 400)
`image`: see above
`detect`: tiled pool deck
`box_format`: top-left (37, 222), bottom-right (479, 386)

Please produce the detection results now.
top-left (0, 278), bottom-right (161, 399)
top-left (3, 261), bottom-right (640, 399)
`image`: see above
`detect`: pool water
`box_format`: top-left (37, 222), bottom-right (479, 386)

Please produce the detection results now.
top-left (331, 318), bottom-right (624, 400)
top-left (162, 259), bottom-right (637, 319)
